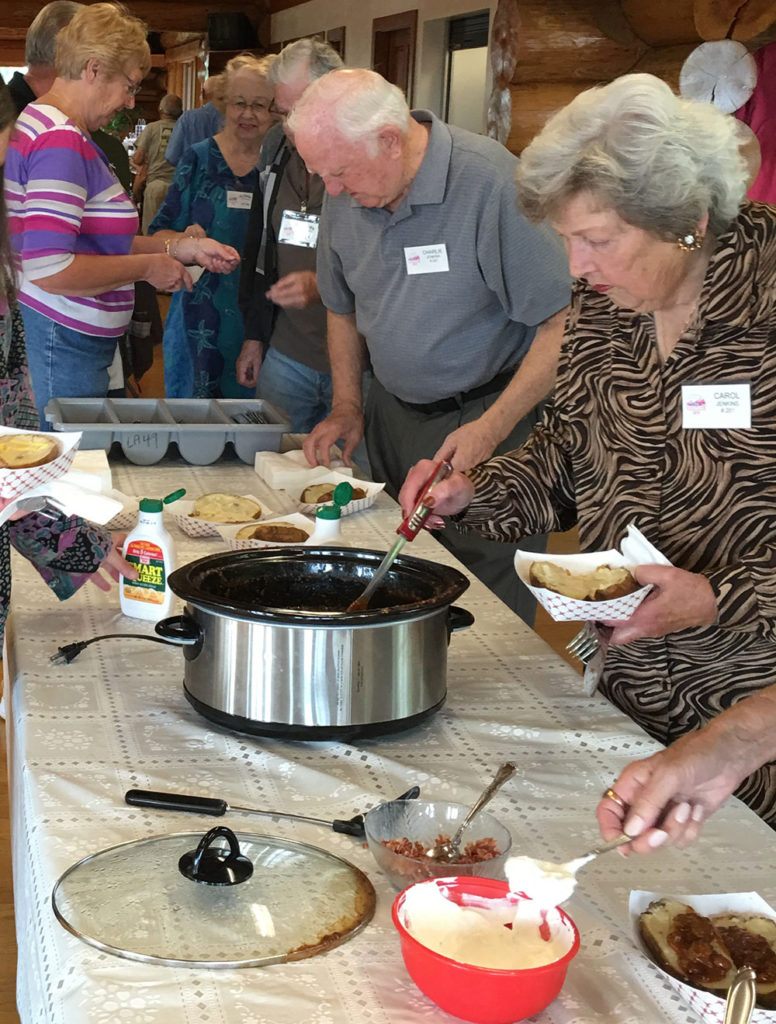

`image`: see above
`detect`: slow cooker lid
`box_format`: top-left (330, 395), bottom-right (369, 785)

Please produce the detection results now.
top-left (167, 547), bottom-right (470, 622)
top-left (52, 829), bottom-right (375, 968)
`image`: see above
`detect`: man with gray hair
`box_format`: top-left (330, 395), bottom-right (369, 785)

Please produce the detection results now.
top-left (7, 0), bottom-right (81, 114)
top-left (291, 68), bottom-right (571, 622)
top-left (131, 93), bottom-right (183, 233)
top-left (236, 38), bottom-right (343, 432)
top-left (8, 0), bottom-right (131, 191)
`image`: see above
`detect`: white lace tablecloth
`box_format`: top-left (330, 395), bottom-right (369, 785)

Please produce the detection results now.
top-left (6, 452), bottom-right (776, 1024)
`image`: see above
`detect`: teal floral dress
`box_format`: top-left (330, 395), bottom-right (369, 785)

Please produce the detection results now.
top-left (149, 138), bottom-right (258, 399)
top-left (0, 303), bottom-right (112, 642)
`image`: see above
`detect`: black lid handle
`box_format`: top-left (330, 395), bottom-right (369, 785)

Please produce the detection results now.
top-left (178, 826), bottom-right (253, 886)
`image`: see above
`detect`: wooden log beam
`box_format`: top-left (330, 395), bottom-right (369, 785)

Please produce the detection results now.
top-left (0, 40), bottom-right (25, 65)
top-left (621, 0), bottom-right (700, 45)
top-left (630, 42), bottom-right (698, 90)
top-left (0, 1), bottom-right (268, 35)
top-left (694, 0), bottom-right (776, 41)
top-left (509, 0), bottom-right (646, 84)
top-left (506, 80), bottom-right (589, 153)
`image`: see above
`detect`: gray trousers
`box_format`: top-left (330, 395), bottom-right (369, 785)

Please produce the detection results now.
top-left (364, 377), bottom-right (546, 627)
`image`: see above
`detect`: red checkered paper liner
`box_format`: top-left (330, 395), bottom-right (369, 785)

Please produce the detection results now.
top-left (630, 890), bottom-right (776, 1024)
top-left (0, 427), bottom-right (81, 500)
top-left (514, 523), bottom-right (670, 622)
top-left (217, 513), bottom-right (316, 550)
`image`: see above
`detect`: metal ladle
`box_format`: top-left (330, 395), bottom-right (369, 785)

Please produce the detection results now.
top-left (425, 762), bottom-right (516, 862)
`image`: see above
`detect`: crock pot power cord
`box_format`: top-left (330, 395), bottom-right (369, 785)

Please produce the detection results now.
top-left (51, 634), bottom-right (177, 665)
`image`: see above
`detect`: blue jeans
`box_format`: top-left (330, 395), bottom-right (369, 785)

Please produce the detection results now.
top-left (20, 304), bottom-right (118, 430)
top-left (257, 346), bottom-right (333, 433)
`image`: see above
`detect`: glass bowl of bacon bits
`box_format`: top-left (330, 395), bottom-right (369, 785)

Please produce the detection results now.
top-left (363, 799), bottom-right (512, 891)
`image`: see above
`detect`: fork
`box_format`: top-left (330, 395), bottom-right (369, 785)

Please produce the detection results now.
top-left (566, 626), bottom-right (601, 663)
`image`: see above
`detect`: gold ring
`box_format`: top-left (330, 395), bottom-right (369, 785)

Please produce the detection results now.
top-left (602, 787), bottom-right (627, 809)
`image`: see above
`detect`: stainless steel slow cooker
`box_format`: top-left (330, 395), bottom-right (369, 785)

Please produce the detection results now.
top-left (156, 547), bottom-right (473, 739)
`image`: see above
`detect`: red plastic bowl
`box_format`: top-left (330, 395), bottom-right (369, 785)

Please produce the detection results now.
top-left (391, 876), bottom-right (580, 1024)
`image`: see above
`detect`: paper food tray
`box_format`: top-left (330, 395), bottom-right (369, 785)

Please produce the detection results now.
top-left (171, 495), bottom-right (274, 538)
top-left (104, 492), bottom-right (140, 532)
top-left (218, 513), bottom-right (316, 550)
top-left (294, 471), bottom-right (384, 517)
top-left (0, 427), bottom-right (81, 500)
top-left (630, 890), bottom-right (776, 1024)
top-left (515, 523), bottom-right (670, 622)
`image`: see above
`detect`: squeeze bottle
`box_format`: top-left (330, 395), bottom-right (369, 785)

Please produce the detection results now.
top-left (308, 481), bottom-right (354, 544)
top-left (120, 494), bottom-right (179, 620)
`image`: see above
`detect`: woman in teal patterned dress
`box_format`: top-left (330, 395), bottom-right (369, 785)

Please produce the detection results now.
top-left (150, 55), bottom-right (275, 398)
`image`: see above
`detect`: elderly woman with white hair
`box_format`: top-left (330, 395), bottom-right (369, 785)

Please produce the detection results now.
top-left (400, 73), bottom-right (776, 828)
top-left (151, 52), bottom-right (275, 398)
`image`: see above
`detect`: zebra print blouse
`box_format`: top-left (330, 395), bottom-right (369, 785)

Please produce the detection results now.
top-left (461, 200), bottom-right (776, 824)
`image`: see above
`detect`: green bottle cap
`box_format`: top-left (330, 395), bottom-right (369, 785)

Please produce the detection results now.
top-left (316, 504), bottom-right (341, 520)
top-left (332, 481), bottom-right (354, 506)
top-left (139, 498), bottom-right (163, 513)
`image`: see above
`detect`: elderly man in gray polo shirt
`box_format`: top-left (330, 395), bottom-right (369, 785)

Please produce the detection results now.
top-left (290, 69), bottom-right (570, 622)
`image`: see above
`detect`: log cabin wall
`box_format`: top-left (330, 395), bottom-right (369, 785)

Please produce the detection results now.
top-left (499, 0), bottom-right (776, 155)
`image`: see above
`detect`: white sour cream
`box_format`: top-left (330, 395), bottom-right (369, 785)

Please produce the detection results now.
top-left (400, 881), bottom-right (574, 970)
top-left (504, 855), bottom-right (586, 909)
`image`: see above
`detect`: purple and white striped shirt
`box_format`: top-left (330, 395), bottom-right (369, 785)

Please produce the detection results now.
top-left (5, 103), bottom-right (139, 338)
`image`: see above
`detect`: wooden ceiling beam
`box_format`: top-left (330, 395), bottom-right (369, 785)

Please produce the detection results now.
top-left (0, 40), bottom-right (25, 64)
top-left (0, 1), bottom-right (268, 35)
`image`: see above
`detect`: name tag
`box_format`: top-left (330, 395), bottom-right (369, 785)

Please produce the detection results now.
top-left (279, 210), bottom-right (320, 248)
top-left (404, 243), bottom-right (449, 275)
top-left (681, 382), bottom-right (751, 429)
top-left (226, 190), bottom-right (253, 210)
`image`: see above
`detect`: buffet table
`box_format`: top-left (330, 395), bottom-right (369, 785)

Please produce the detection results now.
top-left (5, 451), bottom-right (776, 1024)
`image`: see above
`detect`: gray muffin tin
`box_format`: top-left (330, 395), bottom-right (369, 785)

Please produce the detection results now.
top-left (45, 398), bottom-right (290, 466)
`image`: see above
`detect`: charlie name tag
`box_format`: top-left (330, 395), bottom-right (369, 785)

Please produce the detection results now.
top-left (681, 382), bottom-right (751, 429)
top-left (404, 243), bottom-right (449, 275)
top-left (278, 210), bottom-right (320, 248)
top-left (226, 190), bottom-right (253, 210)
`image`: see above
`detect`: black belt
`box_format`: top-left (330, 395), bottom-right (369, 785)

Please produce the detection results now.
top-left (395, 366), bottom-right (517, 415)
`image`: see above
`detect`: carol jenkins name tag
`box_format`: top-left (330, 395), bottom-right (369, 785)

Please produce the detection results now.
top-left (681, 382), bottom-right (751, 429)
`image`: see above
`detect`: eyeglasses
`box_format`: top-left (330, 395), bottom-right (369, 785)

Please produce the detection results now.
top-left (269, 100), bottom-right (290, 118)
top-left (228, 99), bottom-right (270, 114)
top-left (123, 74), bottom-right (142, 98)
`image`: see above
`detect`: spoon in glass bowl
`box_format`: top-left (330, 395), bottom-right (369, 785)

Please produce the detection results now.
top-left (425, 762), bottom-right (516, 863)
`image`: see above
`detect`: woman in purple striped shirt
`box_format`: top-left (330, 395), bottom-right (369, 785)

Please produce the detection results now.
top-left (0, 74), bottom-right (134, 640)
top-left (4, 3), bottom-right (240, 426)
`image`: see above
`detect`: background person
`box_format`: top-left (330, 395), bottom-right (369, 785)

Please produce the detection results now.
top-left (236, 38), bottom-right (343, 432)
top-left (597, 683), bottom-right (776, 852)
top-left (401, 73), bottom-right (776, 825)
top-left (131, 92), bottom-right (182, 233)
top-left (290, 68), bottom-right (570, 622)
top-left (0, 75), bottom-right (134, 641)
top-left (164, 75), bottom-right (224, 167)
top-left (4, 2), bottom-right (239, 426)
top-left (150, 54), bottom-right (274, 398)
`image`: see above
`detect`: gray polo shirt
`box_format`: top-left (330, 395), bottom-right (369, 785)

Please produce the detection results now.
top-left (316, 110), bottom-right (571, 404)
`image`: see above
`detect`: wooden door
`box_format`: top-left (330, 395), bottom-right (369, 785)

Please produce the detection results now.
top-left (372, 10), bottom-right (417, 101)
